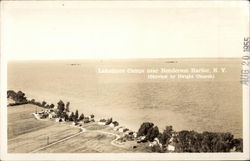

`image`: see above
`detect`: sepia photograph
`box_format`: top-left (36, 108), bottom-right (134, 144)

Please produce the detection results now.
top-left (0, 0), bottom-right (249, 160)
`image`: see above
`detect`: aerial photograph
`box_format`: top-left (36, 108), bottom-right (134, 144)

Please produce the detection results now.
top-left (2, 1), bottom-right (248, 157)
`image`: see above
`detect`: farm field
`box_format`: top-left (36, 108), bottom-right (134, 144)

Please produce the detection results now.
top-left (8, 104), bottom-right (81, 153)
top-left (8, 104), bottom-right (54, 139)
top-left (8, 104), bottom-right (142, 153)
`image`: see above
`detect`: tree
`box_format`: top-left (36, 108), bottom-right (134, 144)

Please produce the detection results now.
top-left (64, 113), bottom-right (69, 121)
top-left (69, 112), bottom-right (75, 121)
top-left (57, 100), bottom-right (65, 117)
top-left (75, 110), bottom-right (79, 121)
top-left (17, 91), bottom-right (26, 102)
top-left (231, 138), bottom-right (243, 152)
top-left (66, 102), bottom-right (70, 112)
top-left (105, 118), bottom-right (112, 125)
top-left (79, 113), bottom-right (84, 121)
top-left (49, 104), bottom-right (55, 109)
top-left (146, 126), bottom-right (160, 142)
top-left (42, 101), bottom-right (47, 107)
top-left (30, 99), bottom-right (36, 104)
top-left (160, 126), bottom-right (173, 145)
top-left (7, 90), bottom-right (16, 99)
top-left (177, 130), bottom-right (192, 152)
top-left (212, 132), bottom-right (234, 152)
top-left (137, 122), bottom-right (154, 137)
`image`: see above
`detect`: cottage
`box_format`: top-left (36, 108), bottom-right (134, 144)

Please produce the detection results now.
top-left (48, 114), bottom-right (53, 119)
top-left (56, 118), bottom-right (65, 122)
top-left (72, 122), bottom-right (79, 126)
top-left (48, 112), bottom-right (56, 119)
top-left (149, 138), bottom-right (162, 148)
top-left (230, 146), bottom-right (236, 152)
top-left (124, 128), bottom-right (129, 132)
top-left (118, 127), bottom-right (124, 132)
top-left (105, 118), bottom-right (113, 125)
top-left (113, 126), bottom-right (121, 131)
top-left (109, 121), bottom-right (119, 128)
top-left (167, 144), bottom-right (175, 151)
top-left (83, 118), bottom-right (90, 123)
top-left (125, 130), bottom-right (134, 135)
top-left (99, 119), bottom-right (106, 122)
top-left (38, 112), bottom-right (48, 119)
top-left (137, 136), bottom-right (147, 143)
top-left (109, 123), bottom-right (115, 127)
top-left (45, 109), bottom-right (50, 113)
top-left (85, 116), bottom-right (90, 120)
top-left (118, 127), bottom-right (128, 133)
top-left (98, 122), bottom-right (106, 126)
top-left (33, 113), bottom-right (41, 120)
top-left (133, 132), bottom-right (137, 138)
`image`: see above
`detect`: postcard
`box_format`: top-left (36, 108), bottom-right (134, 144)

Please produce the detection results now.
top-left (0, 0), bottom-right (249, 160)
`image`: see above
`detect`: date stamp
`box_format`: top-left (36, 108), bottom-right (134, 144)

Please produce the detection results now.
top-left (240, 37), bottom-right (250, 86)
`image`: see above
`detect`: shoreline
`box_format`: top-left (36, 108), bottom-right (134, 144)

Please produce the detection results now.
top-left (7, 89), bottom-right (242, 138)
top-left (7, 90), bottom-right (243, 153)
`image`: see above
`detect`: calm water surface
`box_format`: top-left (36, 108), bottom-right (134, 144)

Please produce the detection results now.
top-left (8, 58), bottom-right (242, 137)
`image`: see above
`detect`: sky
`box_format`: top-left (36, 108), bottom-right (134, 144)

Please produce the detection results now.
top-left (2, 1), bottom-right (249, 60)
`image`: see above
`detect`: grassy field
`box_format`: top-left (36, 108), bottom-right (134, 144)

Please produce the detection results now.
top-left (36, 125), bottom-right (149, 153)
top-left (8, 104), bottom-right (54, 139)
top-left (8, 104), bottom-right (148, 153)
top-left (8, 104), bottom-right (80, 153)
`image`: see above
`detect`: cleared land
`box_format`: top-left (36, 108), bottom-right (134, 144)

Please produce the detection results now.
top-left (8, 104), bottom-right (147, 153)
top-left (8, 104), bottom-right (53, 139)
top-left (8, 104), bottom-right (81, 153)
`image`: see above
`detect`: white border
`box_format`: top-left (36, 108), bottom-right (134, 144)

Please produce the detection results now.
top-left (1, 1), bottom-right (249, 160)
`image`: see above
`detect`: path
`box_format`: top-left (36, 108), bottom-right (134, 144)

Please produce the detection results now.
top-left (96, 130), bottom-right (125, 148)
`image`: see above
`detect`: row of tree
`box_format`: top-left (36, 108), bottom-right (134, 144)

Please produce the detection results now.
top-left (7, 90), bottom-right (91, 123)
top-left (56, 100), bottom-right (92, 122)
top-left (29, 98), bottom-right (55, 109)
top-left (137, 122), bottom-right (243, 152)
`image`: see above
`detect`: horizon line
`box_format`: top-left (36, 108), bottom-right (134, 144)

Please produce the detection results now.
top-left (7, 57), bottom-right (242, 62)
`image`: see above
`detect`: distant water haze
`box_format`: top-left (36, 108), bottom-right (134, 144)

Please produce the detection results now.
top-left (8, 58), bottom-right (242, 138)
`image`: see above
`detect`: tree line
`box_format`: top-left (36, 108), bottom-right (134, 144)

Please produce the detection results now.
top-left (137, 122), bottom-right (243, 153)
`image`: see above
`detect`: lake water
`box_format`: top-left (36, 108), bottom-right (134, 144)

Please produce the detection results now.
top-left (8, 58), bottom-right (243, 138)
